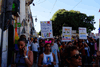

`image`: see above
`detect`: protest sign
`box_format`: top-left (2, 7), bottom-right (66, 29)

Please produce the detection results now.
top-left (62, 27), bottom-right (72, 41)
top-left (72, 30), bottom-right (76, 36)
top-left (79, 27), bottom-right (87, 39)
top-left (40, 21), bottom-right (53, 38)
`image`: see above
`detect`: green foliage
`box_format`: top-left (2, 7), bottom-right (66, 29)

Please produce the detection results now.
top-left (50, 9), bottom-right (96, 36)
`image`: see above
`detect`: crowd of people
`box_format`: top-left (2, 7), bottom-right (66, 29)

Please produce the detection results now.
top-left (11, 35), bottom-right (100, 67)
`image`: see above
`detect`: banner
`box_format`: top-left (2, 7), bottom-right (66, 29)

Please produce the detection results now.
top-left (62, 27), bottom-right (72, 41)
top-left (40, 21), bottom-right (53, 38)
top-left (79, 27), bottom-right (87, 39)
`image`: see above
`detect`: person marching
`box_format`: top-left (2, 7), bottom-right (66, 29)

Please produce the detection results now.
top-left (38, 41), bottom-right (56, 67)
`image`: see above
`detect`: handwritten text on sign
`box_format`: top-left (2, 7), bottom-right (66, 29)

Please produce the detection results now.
top-left (62, 27), bottom-right (72, 42)
top-left (40, 21), bottom-right (53, 38)
top-left (79, 27), bottom-right (87, 39)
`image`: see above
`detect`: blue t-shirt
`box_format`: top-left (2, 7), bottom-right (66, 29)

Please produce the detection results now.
top-left (51, 43), bottom-right (59, 63)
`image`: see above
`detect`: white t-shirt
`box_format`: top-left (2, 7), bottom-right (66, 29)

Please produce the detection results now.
top-left (32, 43), bottom-right (39, 52)
top-left (27, 41), bottom-right (31, 51)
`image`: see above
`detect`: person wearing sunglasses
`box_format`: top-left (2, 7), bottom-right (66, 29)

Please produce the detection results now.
top-left (63, 45), bottom-right (82, 67)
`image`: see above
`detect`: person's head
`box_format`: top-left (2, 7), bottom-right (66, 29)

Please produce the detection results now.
top-left (63, 45), bottom-right (82, 67)
top-left (57, 39), bottom-right (60, 43)
top-left (49, 38), bottom-right (54, 44)
top-left (33, 37), bottom-right (37, 43)
top-left (18, 38), bottom-right (27, 51)
top-left (90, 37), bottom-right (93, 42)
top-left (94, 39), bottom-right (97, 43)
top-left (44, 43), bottom-right (51, 53)
top-left (73, 39), bottom-right (78, 45)
top-left (39, 39), bottom-right (43, 43)
top-left (78, 39), bottom-right (83, 43)
top-left (61, 42), bottom-right (65, 46)
top-left (40, 43), bottom-right (45, 47)
top-left (20, 35), bottom-right (26, 39)
top-left (67, 41), bottom-right (73, 45)
top-left (28, 37), bottom-right (30, 41)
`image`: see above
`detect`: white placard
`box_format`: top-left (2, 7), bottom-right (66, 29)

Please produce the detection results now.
top-left (72, 30), bottom-right (76, 34)
top-left (79, 27), bottom-right (87, 39)
top-left (62, 27), bottom-right (72, 41)
top-left (40, 21), bottom-right (53, 38)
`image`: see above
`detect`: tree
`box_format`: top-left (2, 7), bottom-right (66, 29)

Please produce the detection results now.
top-left (50, 9), bottom-right (96, 36)
top-left (38, 30), bottom-right (41, 36)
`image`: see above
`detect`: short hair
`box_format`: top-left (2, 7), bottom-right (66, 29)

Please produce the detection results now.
top-left (63, 45), bottom-right (78, 59)
top-left (33, 37), bottom-right (37, 43)
top-left (67, 41), bottom-right (72, 45)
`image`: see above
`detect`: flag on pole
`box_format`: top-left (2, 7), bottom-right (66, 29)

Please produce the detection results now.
top-left (99, 9), bottom-right (100, 12)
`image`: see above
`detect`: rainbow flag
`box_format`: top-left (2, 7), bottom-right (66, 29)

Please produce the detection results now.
top-left (71, 37), bottom-right (74, 41)
top-left (15, 31), bottom-right (19, 41)
top-left (14, 28), bottom-right (19, 50)
top-left (59, 45), bottom-right (63, 51)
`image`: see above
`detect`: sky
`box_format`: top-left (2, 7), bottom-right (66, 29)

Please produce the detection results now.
top-left (30, 0), bottom-right (100, 34)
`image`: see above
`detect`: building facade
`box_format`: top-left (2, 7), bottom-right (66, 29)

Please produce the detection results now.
top-left (20, 0), bottom-right (37, 39)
